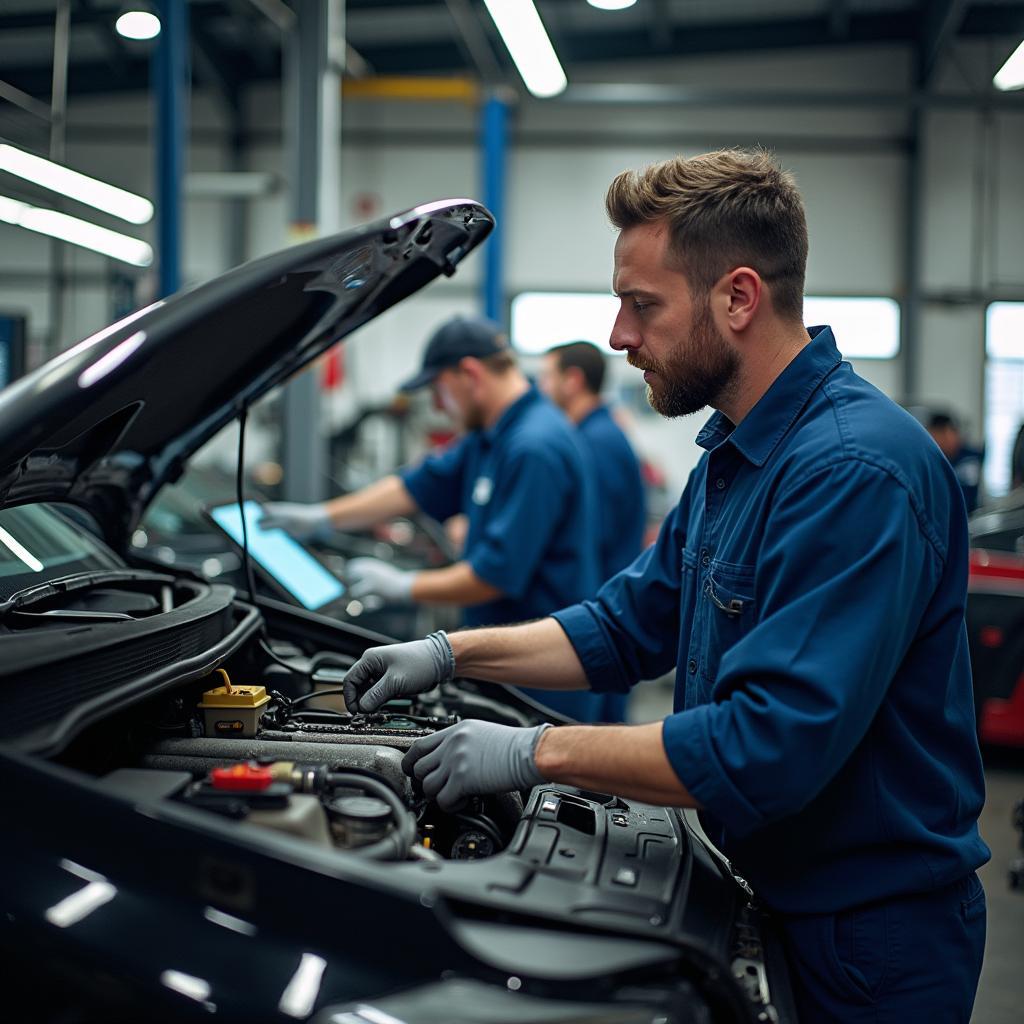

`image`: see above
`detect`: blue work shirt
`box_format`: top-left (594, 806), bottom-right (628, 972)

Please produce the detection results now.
top-left (554, 327), bottom-right (990, 914)
top-left (578, 404), bottom-right (647, 582)
top-left (401, 385), bottom-right (600, 619)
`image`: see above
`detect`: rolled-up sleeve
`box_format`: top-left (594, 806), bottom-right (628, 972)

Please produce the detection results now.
top-left (399, 437), bottom-right (469, 525)
top-left (467, 448), bottom-right (572, 600)
top-left (663, 458), bottom-right (943, 838)
top-left (553, 485), bottom-right (691, 693)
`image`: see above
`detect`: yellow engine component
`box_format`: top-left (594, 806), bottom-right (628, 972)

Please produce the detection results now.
top-left (198, 672), bottom-right (270, 738)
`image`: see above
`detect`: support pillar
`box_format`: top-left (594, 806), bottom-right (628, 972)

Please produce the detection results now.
top-left (480, 92), bottom-right (509, 322)
top-left (281, 0), bottom-right (343, 503)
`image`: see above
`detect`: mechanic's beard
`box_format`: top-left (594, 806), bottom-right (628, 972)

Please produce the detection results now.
top-left (630, 305), bottom-right (739, 418)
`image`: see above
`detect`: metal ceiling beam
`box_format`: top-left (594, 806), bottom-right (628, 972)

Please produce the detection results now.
top-left (192, 21), bottom-right (242, 116)
top-left (829, 0), bottom-right (851, 39)
top-left (555, 83), bottom-right (1024, 111)
top-left (75, 0), bottom-right (129, 77)
top-left (918, 0), bottom-right (971, 87)
top-left (0, 78), bottom-right (53, 120)
top-left (445, 0), bottom-right (503, 82)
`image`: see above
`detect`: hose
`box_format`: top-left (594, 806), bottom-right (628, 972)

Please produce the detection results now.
top-left (325, 770), bottom-right (416, 861)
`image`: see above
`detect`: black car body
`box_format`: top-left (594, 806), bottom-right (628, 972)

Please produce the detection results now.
top-left (0, 200), bottom-right (793, 1023)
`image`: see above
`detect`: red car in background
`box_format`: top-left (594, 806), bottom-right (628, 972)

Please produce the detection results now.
top-left (967, 491), bottom-right (1024, 748)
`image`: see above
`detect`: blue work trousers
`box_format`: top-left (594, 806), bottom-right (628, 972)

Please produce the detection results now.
top-left (777, 873), bottom-right (986, 1023)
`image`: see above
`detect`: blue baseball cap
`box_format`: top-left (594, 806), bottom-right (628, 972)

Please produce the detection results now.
top-left (399, 316), bottom-right (509, 392)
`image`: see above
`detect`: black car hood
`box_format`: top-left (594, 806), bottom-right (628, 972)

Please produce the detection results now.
top-left (0, 199), bottom-right (492, 551)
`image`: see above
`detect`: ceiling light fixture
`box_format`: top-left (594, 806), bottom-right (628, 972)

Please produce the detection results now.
top-left (115, 9), bottom-right (161, 41)
top-left (0, 144), bottom-right (153, 224)
top-left (993, 38), bottom-right (1024, 91)
top-left (0, 195), bottom-right (153, 266)
top-left (482, 0), bottom-right (567, 99)
top-left (587, 0), bottom-right (638, 10)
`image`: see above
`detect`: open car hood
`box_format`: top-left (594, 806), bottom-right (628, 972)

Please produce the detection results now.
top-left (0, 199), bottom-right (492, 551)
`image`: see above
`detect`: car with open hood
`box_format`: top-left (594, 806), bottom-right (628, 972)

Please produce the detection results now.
top-left (0, 199), bottom-right (794, 1023)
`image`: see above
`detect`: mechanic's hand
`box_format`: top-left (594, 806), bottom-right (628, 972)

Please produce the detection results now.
top-left (402, 721), bottom-right (552, 811)
top-left (259, 501), bottom-right (331, 542)
top-left (343, 632), bottom-right (455, 713)
top-left (347, 557), bottom-right (416, 604)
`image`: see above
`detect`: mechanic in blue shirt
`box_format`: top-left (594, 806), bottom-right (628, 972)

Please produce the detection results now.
top-left (342, 150), bottom-right (990, 1022)
top-left (539, 339), bottom-right (647, 722)
top-left (927, 410), bottom-right (984, 513)
top-left (263, 316), bottom-right (602, 721)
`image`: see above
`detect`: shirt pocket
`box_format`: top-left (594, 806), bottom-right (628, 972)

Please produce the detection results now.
top-left (700, 561), bottom-right (757, 684)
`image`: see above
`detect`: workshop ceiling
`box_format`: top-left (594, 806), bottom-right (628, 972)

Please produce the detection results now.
top-left (1, 0), bottom-right (1023, 103)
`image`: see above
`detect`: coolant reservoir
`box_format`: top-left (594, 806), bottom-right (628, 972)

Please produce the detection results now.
top-left (247, 794), bottom-right (333, 847)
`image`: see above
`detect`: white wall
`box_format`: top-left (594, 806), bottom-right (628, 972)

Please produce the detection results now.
top-left (2, 39), bottom-right (1022, 498)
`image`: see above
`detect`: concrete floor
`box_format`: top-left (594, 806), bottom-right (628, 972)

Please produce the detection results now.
top-left (627, 679), bottom-right (1024, 1021)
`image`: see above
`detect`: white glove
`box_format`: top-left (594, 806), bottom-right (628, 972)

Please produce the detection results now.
top-left (259, 502), bottom-right (331, 542)
top-left (347, 557), bottom-right (416, 604)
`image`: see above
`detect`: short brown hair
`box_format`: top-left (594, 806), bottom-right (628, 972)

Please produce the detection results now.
top-left (548, 341), bottom-right (605, 394)
top-left (605, 148), bottom-right (808, 321)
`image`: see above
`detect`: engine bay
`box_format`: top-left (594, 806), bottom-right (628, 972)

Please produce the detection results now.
top-left (53, 635), bottom-right (538, 865)
top-left (0, 571), bottom-right (787, 1021)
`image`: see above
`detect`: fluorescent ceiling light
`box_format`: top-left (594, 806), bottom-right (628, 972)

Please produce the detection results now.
top-left (0, 144), bottom-right (153, 224)
top-left (115, 10), bottom-right (161, 41)
top-left (0, 195), bottom-right (153, 266)
top-left (994, 39), bottom-right (1024, 91)
top-left (483, 0), bottom-right (567, 99)
top-left (588, 0), bottom-right (637, 9)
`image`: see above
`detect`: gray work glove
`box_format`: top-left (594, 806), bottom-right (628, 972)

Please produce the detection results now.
top-left (402, 721), bottom-right (552, 811)
top-left (343, 632), bottom-right (456, 713)
top-left (259, 501), bottom-right (331, 542)
top-left (347, 556), bottom-right (416, 604)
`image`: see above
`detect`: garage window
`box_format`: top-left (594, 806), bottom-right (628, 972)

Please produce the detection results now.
top-left (984, 302), bottom-right (1024, 497)
top-left (511, 292), bottom-right (900, 360)
top-left (801, 296), bottom-right (900, 359)
top-left (511, 292), bottom-right (621, 355)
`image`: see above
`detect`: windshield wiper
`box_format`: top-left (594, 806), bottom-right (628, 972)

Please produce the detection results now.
top-left (0, 569), bottom-right (177, 619)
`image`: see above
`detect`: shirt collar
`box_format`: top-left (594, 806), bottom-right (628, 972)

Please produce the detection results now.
top-left (577, 403), bottom-right (609, 430)
top-left (483, 383), bottom-right (541, 444)
top-left (695, 325), bottom-right (843, 466)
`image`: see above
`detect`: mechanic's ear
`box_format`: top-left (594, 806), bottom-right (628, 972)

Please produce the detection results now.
top-left (724, 267), bottom-right (762, 332)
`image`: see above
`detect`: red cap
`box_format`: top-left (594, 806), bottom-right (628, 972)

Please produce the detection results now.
top-left (211, 763), bottom-right (273, 792)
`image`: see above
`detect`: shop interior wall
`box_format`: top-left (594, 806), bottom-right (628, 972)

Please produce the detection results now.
top-left (0, 39), bottom-right (1020, 498)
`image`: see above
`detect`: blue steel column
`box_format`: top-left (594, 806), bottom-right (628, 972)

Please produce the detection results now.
top-left (481, 93), bottom-right (509, 321)
top-left (154, 0), bottom-right (188, 298)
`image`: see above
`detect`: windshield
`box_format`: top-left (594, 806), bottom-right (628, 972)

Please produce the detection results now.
top-left (0, 505), bottom-right (120, 583)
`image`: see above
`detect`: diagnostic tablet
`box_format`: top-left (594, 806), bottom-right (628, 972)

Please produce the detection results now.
top-left (207, 500), bottom-right (345, 611)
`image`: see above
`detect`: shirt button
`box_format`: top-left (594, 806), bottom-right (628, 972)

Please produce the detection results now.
top-left (715, 478), bottom-right (726, 490)
top-left (688, 659), bottom-right (697, 675)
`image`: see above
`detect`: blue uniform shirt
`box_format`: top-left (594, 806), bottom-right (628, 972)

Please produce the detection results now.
top-left (554, 327), bottom-right (990, 913)
top-left (577, 404), bottom-right (647, 582)
top-left (401, 385), bottom-right (601, 625)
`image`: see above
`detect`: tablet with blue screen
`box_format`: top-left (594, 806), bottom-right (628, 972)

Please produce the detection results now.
top-left (207, 500), bottom-right (345, 611)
